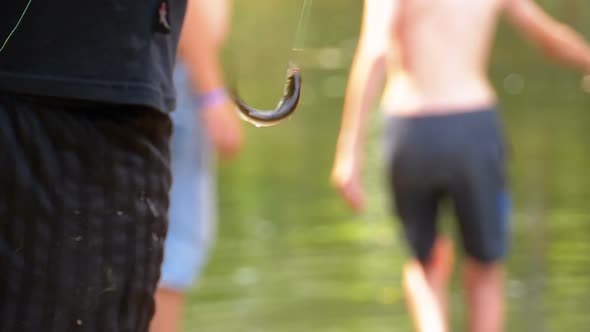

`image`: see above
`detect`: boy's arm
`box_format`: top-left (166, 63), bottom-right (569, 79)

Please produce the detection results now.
top-left (179, 0), bottom-right (231, 92)
top-left (179, 0), bottom-right (243, 160)
top-left (331, 0), bottom-right (400, 212)
top-left (504, 0), bottom-right (590, 72)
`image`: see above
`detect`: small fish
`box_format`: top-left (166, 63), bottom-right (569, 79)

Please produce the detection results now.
top-left (230, 65), bottom-right (302, 127)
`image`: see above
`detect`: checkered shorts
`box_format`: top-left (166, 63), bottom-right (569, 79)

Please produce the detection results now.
top-left (0, 93), bottom-right (172, 332)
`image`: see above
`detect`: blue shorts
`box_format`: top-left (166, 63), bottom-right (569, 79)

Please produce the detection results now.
top-left (385, 106), bottom-right (511, 263)
top-left (159, 64), bottom-right (216, 291)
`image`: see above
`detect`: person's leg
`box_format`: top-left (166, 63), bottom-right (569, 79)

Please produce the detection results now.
top-left (454, 188), bottom-right (509, 332)
top-left (152, 289), bottom-right (185, 332)
top-left (463, 259), bottom-right (504, 332)
top-left (0, 94), bottom-right (172, 332)
top-left (402, 235), bottom-right (454, 332)
top-left (385, 116), bottom-right (453, 332)
top-left (422, 235), bottom-right (454, 317)
top-left (451, 110), bottom-right (510, 332)
top-left (403, 262), bottom-right (444, 332)
top-left (390, 181), bottom-right (451, 331)
top-left (151, 148), bottom-right (213, 332)
top-left (454, 202), bottom-right (508, 332)
top-left (151, 150), bottom-right (214, 332)
top-left (152, 66), bottom-right (216, 332)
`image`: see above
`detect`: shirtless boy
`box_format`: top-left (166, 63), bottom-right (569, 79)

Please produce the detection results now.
top-left (331, 1), bottom-right (590, 331)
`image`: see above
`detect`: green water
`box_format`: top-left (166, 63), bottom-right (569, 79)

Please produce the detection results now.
top-left (184, 1), bottom-right (590, 331)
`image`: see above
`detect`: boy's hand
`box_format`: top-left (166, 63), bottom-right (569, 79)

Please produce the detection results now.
top-left (201, 100), bottom-right (244, 161)
top-left (331, 156), bottom-right (366, 213)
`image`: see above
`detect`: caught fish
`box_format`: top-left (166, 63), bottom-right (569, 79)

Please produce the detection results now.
top-left (230, 65), bottom-right (302, 127)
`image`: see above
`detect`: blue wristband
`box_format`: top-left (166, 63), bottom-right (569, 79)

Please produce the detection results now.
top-left (196, 88), bottom-right (228, 110)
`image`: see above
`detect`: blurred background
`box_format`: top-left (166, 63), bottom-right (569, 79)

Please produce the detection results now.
top-left (184, 1), bottom-right (590, 331)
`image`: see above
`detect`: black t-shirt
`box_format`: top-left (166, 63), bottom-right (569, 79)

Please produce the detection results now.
top-left (0, 0), bottom-right (187, 112)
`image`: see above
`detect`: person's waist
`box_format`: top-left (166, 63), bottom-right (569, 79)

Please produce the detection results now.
top-left (384, 99), bottom-right (498, 117)
top-left (0, 75), bottom-right (175, 113)
top-left (381, 79), bottom-right (496, 117)
top-left (0, 91), bottom-right (157, 113)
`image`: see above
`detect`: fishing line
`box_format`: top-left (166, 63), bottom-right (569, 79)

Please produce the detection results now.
top-left (292, 0), bottom-right (313, 53)
top-left (0, 0), bottom-right (33, 54)
top-left (228, 1), bottom-right (310, 126)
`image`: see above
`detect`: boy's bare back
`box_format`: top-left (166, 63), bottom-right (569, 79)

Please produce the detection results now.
top-left (382, 0), bottom-right (506, 115)
top-left (381, 0), bottom-right (590, 116)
